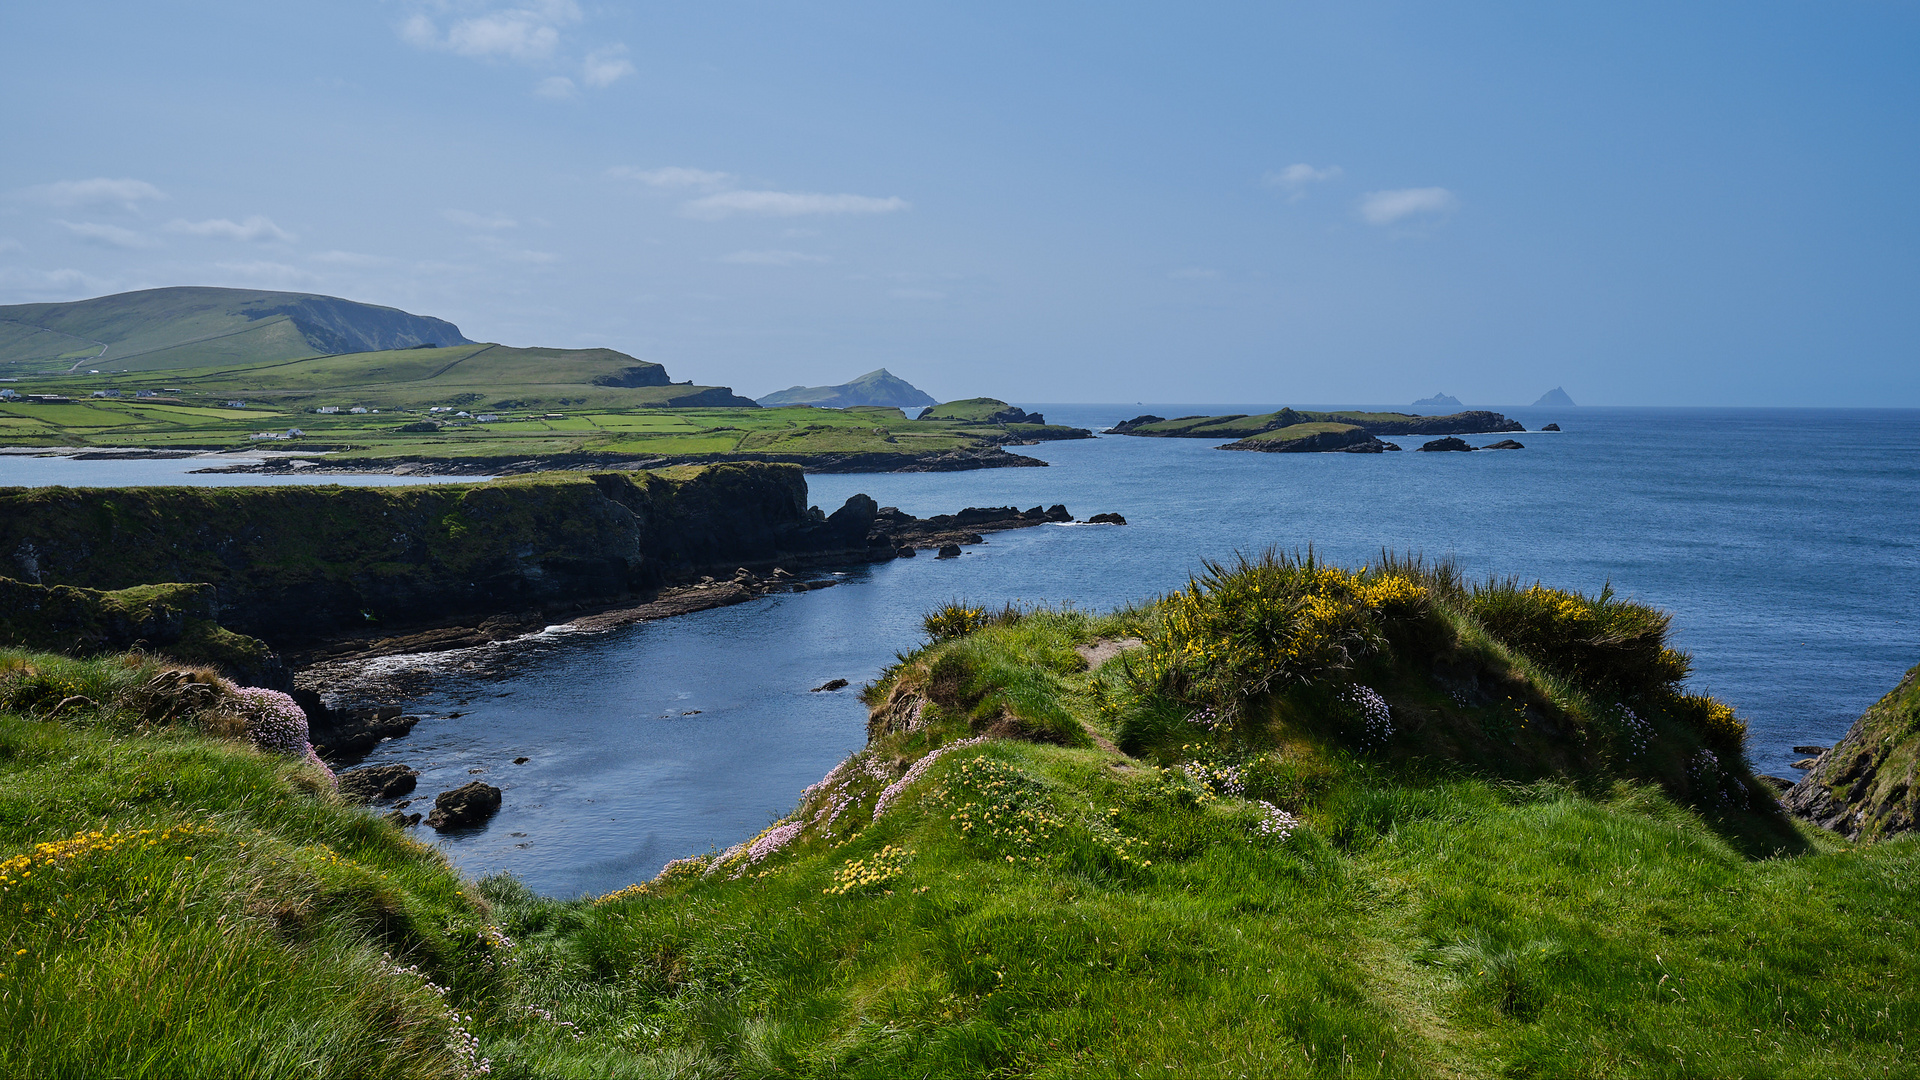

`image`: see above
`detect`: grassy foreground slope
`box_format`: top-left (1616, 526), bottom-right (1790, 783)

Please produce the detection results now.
top-left (4, 556), bottom-right (1916, 1077)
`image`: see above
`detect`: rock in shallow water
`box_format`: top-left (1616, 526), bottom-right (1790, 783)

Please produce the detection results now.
top-left (1418, 437), bottom-right (1475, 452)
top-left (425, 780), bottom-right (502, 831)
top-left (337, 763), bottom-right (419, 804)
top-left (1086, 512), bottom-right (1128, 525)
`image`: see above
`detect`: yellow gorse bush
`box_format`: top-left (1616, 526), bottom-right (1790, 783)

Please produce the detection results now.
top-left (1135, 553), bottom-right (1429, 714)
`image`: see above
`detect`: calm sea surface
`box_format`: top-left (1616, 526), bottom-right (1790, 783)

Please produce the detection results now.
top-left (5, 407), bottom-right (1916, 897)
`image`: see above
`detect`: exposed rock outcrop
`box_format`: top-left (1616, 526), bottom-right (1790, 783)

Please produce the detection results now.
top-left (1418, 437), bottom-right (1475, 452)
top-left (1222, 428), bottom-right (1394, 454)
top-left (425, 781), bottom-right (502, 830)
top-left (1782, 662), bottom-right (1920, 842)
top-left (1483, 439), bottom-right (1525, 450)
top-left (337, 763), bottom-right (420, 804)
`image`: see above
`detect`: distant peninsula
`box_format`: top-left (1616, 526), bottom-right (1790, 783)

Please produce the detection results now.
top-left (1106, 407), bottom-right (1525, 452)
top-left (0, 289), bottom-right (1089, 473)
top-left (757, 368), bottom-right (938, 409)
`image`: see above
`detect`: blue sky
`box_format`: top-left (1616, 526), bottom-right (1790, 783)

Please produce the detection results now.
top-left (3, 2), bottom-right (1916, 405)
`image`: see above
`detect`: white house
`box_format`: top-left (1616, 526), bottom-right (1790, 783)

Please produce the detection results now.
top-left (349, 406), bottom-right (369, 414)
top-left (315, 406), bottom-right (340, 414)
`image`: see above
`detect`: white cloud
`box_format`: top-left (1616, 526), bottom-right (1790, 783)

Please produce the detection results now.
top-left (582, 45), bottom-right (634, 88)
top-left (1265, 164), bottom-right (1342, 188)
top-left (682, 190), bottom-right (909, 220)
top-left (0, 237), bottom-right (22, 253)
top-left (609, 166), bottom-right (735, 189)
top-left (311, 250), bottom-right (390, 267)
top-left (213, 260), bottom-right (314, 288)
top-left (1358, 187), bottom-right (1458, 226)
top-left (54, 220), bottom-right (159, 249)
top-left (1171, 267), bottom-right (1220, 279)
top-left (0, 266), bottom-right (112, 296)
top-left (28, 178), bottom-right (166, 210)
top-left (889, 288), bottom-right (946, 300)
top-left (401, 1), bottom-right (630, 92)
top-left (165, 215), bottom-right (295, 243)
top-left (716, 249), bottom-right (829, 266)
top-left (443, 209), bottom-right (518, 229)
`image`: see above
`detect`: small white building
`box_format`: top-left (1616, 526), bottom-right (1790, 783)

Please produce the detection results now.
top-left (349, 406), bottom-right (369, 414)
top-left (287, 428), bottom-right (304, 438)
top-left (136, 389), bottom-right (156, 398)
top-left (92, 389), bottom-right (120, 398)
top-left (475, 413), bottom-right (499, 423)
top-left (315, 406), bottom-right (341, 414)
top-left (227, 400), bottom-right (248, 408)
top-left (0, 389), bottom-right (20, 401)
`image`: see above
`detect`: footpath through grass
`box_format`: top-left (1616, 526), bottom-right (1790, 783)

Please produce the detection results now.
top-left (1, 555), bottom-right (1916, 1077)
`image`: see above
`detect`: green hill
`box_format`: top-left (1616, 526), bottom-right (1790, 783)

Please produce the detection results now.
top-left (756, 368), bottom-right (938, 408)
top-left (0, 287), bottom-right (472, 376)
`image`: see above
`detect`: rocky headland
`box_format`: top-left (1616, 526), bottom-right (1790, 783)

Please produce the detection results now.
top-left (1783, 660), bottom-right (1920, 841)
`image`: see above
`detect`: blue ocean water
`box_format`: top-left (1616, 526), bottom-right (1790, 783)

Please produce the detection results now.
top-left (5, 408), bottom-right (1916, 896)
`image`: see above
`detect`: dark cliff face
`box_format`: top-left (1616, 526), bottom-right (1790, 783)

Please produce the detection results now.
top-left (1783, 662), bottom-right (1920, 842)
top-left (0, 464), bottom-right (873, 646)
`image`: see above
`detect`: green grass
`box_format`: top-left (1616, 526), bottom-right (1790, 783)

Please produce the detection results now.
top-left (0, 396), bottom-right (1083, 467)
top-left (3, 557), bottom-right (1917, 1077)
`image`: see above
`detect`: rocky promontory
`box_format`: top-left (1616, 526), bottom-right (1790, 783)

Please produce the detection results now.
top-left (1783, 660), bottom-right (1920, 841)
top-left (1107, 407), bottom-right (1525, 441)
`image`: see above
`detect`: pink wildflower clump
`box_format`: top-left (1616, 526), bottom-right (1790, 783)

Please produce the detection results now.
top-left (231, 686), bottom-right (333, 780)
top-left (873, 735), bottom-right (990, 821)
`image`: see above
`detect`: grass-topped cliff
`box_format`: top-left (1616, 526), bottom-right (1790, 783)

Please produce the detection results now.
top-left (0, 464), bottom-right (887, 645)
top-left (3, 555), bottom-right (1915, 1076)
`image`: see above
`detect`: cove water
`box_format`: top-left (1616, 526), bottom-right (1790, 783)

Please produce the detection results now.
top-left (6, 408), bottom-right (1917, 897)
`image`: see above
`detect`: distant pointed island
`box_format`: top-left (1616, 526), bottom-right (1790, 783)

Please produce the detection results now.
top-left (1533, 386), bottom-right (1577, 407)
top-left (756, 368), bottom-right (938, 409)
top-left (1410, 392), bottom-right (1466, 413)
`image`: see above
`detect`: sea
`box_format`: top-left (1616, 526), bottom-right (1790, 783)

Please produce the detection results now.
top-left (5, 405), bottom-right (1916, 898)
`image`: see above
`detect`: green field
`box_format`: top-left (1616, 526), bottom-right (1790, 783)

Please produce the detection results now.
top-left (1, 555), bottom-right (1914, 1076)
top-left (0, 396), bottom-right (1081, 466)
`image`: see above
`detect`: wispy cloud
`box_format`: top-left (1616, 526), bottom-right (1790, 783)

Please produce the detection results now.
top-left (582, 45), bottom-right (634, 88)
top-left (0, 266), bottom-right (113, 296)
top-left (889, 288), bottom-right (946, 300)
top-left (682, 191), bottom-right (908, 220)
top-left (443, 208), bottom-right (518, 229)
top-left (398, 1), bottom-right (631, 98)
top-left (28, 178), bottom-right (166, 210)
top-left (401, 0), bottom-right (579, 61)
top-left (54, 220), bottom-right (159, 249)
top-left (1358, 187), bottom-right (1458, 226)
top-left (213, 260), bottom-right (314, 288)
top-left (610, 166), bottom-right (735, 189)
top-left (311, 250), bottom-right (390, 267)
top-left (165, 216), bottom-right (295, 243)
top-left (1263, 164), bottom-right (1342, 201)
top-left (0, 238), bottom-right (22, 254)
top-left (716, 249), bottom-right (829, 266)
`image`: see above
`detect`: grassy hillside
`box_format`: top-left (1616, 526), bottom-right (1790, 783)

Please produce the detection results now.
top-left (756, 368), bottom-right (937, 408)
top-left (4, 557), bottom-right (1915, 1076)
top-left (0, 287), bottom-right (471, 376)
